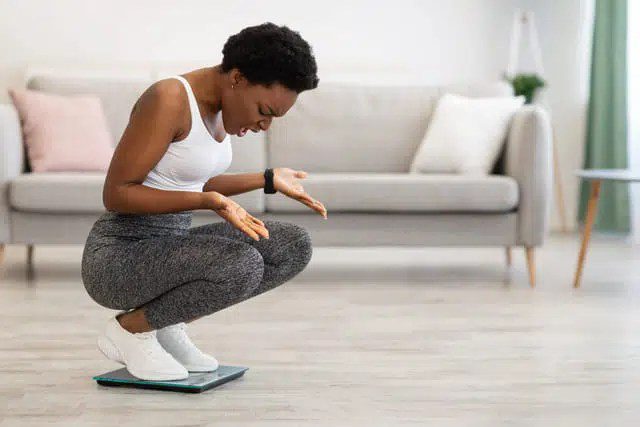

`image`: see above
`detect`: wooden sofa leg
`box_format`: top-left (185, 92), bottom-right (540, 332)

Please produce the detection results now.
top-left (505, 247), bottom-right (512, 267)
top-left (525, 247), bottom-right (535, 287)
top-left (27, 244), bottom-right (34, 269)
top-left (0, 243), bottom-right (5, 266)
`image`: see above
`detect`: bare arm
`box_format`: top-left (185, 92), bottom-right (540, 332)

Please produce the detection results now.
top-left (103, 80), bottom-right (220, 214)
top-left (202, 172), bottom-right (266, 196)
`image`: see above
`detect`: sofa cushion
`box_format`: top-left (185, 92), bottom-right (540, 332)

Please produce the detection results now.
top-left (8, 88), bottom-right (115, 173)
top-left (266, 81), bottom-right (514, 173)
top-left (26, 74), bottom-right (153, 144)
top-left (9, 172), bottom-right (265, 213)
top-left (409, 93), bottom-right (525, 174)
top-left (265, 173), bottom-right (518, 213)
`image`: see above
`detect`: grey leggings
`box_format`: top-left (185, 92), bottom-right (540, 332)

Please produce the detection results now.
top-left (81, 211), bottom-right (313, 330)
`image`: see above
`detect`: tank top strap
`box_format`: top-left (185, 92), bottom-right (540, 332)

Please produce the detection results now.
top-left (170, 75), bottom-right (204, 135)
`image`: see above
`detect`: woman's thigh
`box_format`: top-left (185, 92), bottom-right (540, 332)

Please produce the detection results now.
top-left (82, 233), bottom-right (264, 310)
top-left (188, 219), bottom-right (314, 294)
top-left (188, 219), bottom-right (312, 263)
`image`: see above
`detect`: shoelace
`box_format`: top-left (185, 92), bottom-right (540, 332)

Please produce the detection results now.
top-left (133, 331), bottom-right (169, 360)
top-left (169, 324), bottom-right (193, 346)
top-left (160, 323), bottom-right (204, 355)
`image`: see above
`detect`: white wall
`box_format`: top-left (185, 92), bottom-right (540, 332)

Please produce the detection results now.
top-left (0, 0), bottom-right (519, 93)
top-left (0, 0), bottom-right (590, 232)
top-left (516, 0), bottom-right (594, 233)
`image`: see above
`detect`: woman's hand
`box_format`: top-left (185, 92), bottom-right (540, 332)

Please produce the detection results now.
top-left (203, 191), bottom-right (269, 241)
top-left (272, 167), bottom-right (327, 219)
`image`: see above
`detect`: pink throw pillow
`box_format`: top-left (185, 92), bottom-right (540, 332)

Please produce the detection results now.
top-left (8, 87), bottom-right (115, 172)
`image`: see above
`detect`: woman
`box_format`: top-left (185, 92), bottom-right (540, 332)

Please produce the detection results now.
top-left (81, 22), bottom-right (327, 381)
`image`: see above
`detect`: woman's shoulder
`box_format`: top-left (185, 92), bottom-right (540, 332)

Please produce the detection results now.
top-left (127, 79), bottom-right (188, 126)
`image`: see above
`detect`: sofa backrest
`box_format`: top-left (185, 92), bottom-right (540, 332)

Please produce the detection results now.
top-left (22, 71), bottom-right (512, 175)
top-left (267, 81), bottom-right (513, 172)
top-left (23, 72), bottom-right (267, 174)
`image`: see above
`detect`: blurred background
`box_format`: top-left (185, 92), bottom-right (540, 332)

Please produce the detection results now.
top-left (0, 0), bottom-right (602, 233)
top-left (1, 1), bottom-right (640, 425)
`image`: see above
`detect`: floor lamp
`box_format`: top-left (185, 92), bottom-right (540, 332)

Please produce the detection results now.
top-left (506, 9), bottom-right (569, 233)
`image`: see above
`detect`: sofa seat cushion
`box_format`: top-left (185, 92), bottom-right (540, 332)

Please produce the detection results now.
top-left (9, 172), bottom-right (265, 213)
top-left (10, 172), bottom-right (107, 212)
top-left (265, 173), bottom-right (519, 213)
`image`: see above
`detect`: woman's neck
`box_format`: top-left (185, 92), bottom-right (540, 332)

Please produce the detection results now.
top-left (187, 65), bottom-right (224, 115)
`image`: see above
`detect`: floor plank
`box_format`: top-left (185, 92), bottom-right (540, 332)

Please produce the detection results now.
top-left (1, 233), bottom-right (640, 426)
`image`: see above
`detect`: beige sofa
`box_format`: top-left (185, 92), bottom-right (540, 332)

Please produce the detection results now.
top-left (0, 70), bottom-right (552, 286)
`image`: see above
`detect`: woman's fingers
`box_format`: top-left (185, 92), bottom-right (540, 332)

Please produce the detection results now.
top-left (316, 200), bottom-right (328, 218)
top-left (250, 216), bottom-right (265, 227)
top-left (250, 220), bottom-right (270, 239)
top-left (297, 193), bottom-right (327, 218)
top-left (219, 203), bottom-right (263, 241)
top-left (299, 196), bottom-right (327, 218)
top-left (298, 192), bottom-right (316, 206)
top-left (229, 214), bottom-right (259, 241)
top-left (244, 213), bottom-right (263, 228)
top-left (242, 215), bottom-right (269, 239)
top-left (239, 221), bottom-right (260, 241)
top-left (247, 214), bottom-right (270, 235)
top-left (254, 223), bottom-right (270, 239)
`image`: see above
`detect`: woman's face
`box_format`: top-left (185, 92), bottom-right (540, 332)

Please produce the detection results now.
top-left (220, 72), bottom-right (298, 137)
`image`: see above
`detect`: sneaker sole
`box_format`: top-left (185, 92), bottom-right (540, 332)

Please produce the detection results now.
top-left (183, 364), bottom-right (219, 372)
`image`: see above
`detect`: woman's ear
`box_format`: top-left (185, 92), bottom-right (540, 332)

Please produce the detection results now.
top-left (229, 68), bottom-right (246, 88)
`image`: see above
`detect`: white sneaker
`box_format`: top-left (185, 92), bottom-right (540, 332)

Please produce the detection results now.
top-left (96, 312), bottom-right (189, 381)
top-left (156, 322), bottom-right (219, 372)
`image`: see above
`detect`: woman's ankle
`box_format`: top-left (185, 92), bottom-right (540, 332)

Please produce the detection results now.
top-left (116, 309), bottom-right (153, 333)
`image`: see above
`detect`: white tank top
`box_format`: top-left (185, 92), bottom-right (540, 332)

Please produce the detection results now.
top-left (141, 75), bottom-right (232, 192)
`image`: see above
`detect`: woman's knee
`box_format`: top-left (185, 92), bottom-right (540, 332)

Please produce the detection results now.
top-left (272, 222), bottom-right (313, 272)
top-left (211, 243), bottom-right (265, 295)
top-left (289, 223), bottom-right (313, 267)
top-left (84, 283), bottom-right (132, 310)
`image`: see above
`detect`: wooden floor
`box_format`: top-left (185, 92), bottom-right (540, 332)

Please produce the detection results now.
top-left (1, 233), bottom-right (640, 426)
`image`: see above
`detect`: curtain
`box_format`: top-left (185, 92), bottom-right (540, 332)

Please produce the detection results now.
top-left (629, 0), bottom-right (640, 243)
top-left (578, 0), bottom-right (630, 232)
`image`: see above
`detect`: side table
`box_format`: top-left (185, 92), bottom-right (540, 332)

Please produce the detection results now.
top-left (573, 169), bottom-right (640, 288)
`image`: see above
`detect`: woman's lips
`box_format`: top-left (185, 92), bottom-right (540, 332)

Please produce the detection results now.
top-left (238, 127), bottom-right (260, 136)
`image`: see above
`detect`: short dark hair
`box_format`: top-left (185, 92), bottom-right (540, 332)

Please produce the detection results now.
top-left (221, 22), bottom-right (319, 94)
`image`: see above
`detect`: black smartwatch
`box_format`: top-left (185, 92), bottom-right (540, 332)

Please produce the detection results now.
top-left (263, 168), bottom-right (277, 194)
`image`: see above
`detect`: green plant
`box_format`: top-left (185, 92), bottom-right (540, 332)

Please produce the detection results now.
top-left (504, 73), bottom-right (546, 104)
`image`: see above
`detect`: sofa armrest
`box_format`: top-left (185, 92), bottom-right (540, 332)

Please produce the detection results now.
top-left (504, 105), bottom-right (553, 246)
top-left (0, 103), bottom-right (24, 243)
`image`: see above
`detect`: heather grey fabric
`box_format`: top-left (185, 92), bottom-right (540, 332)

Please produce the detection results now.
top-left (81, 211), bottom-right (313, 330)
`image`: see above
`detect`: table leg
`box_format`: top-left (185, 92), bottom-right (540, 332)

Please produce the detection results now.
top-left (573, 179), bottom-right (602, 288)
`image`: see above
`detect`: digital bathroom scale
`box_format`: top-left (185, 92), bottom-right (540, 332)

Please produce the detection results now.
top-left (93, 365), bottom-right (248, 393)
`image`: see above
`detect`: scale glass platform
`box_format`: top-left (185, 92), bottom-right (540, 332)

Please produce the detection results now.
top-left (93, 365), bottom-right (248, 393)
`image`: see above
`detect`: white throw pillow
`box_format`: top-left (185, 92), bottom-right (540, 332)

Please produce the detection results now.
top-left (409, 93), bottom-right (525, 175)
